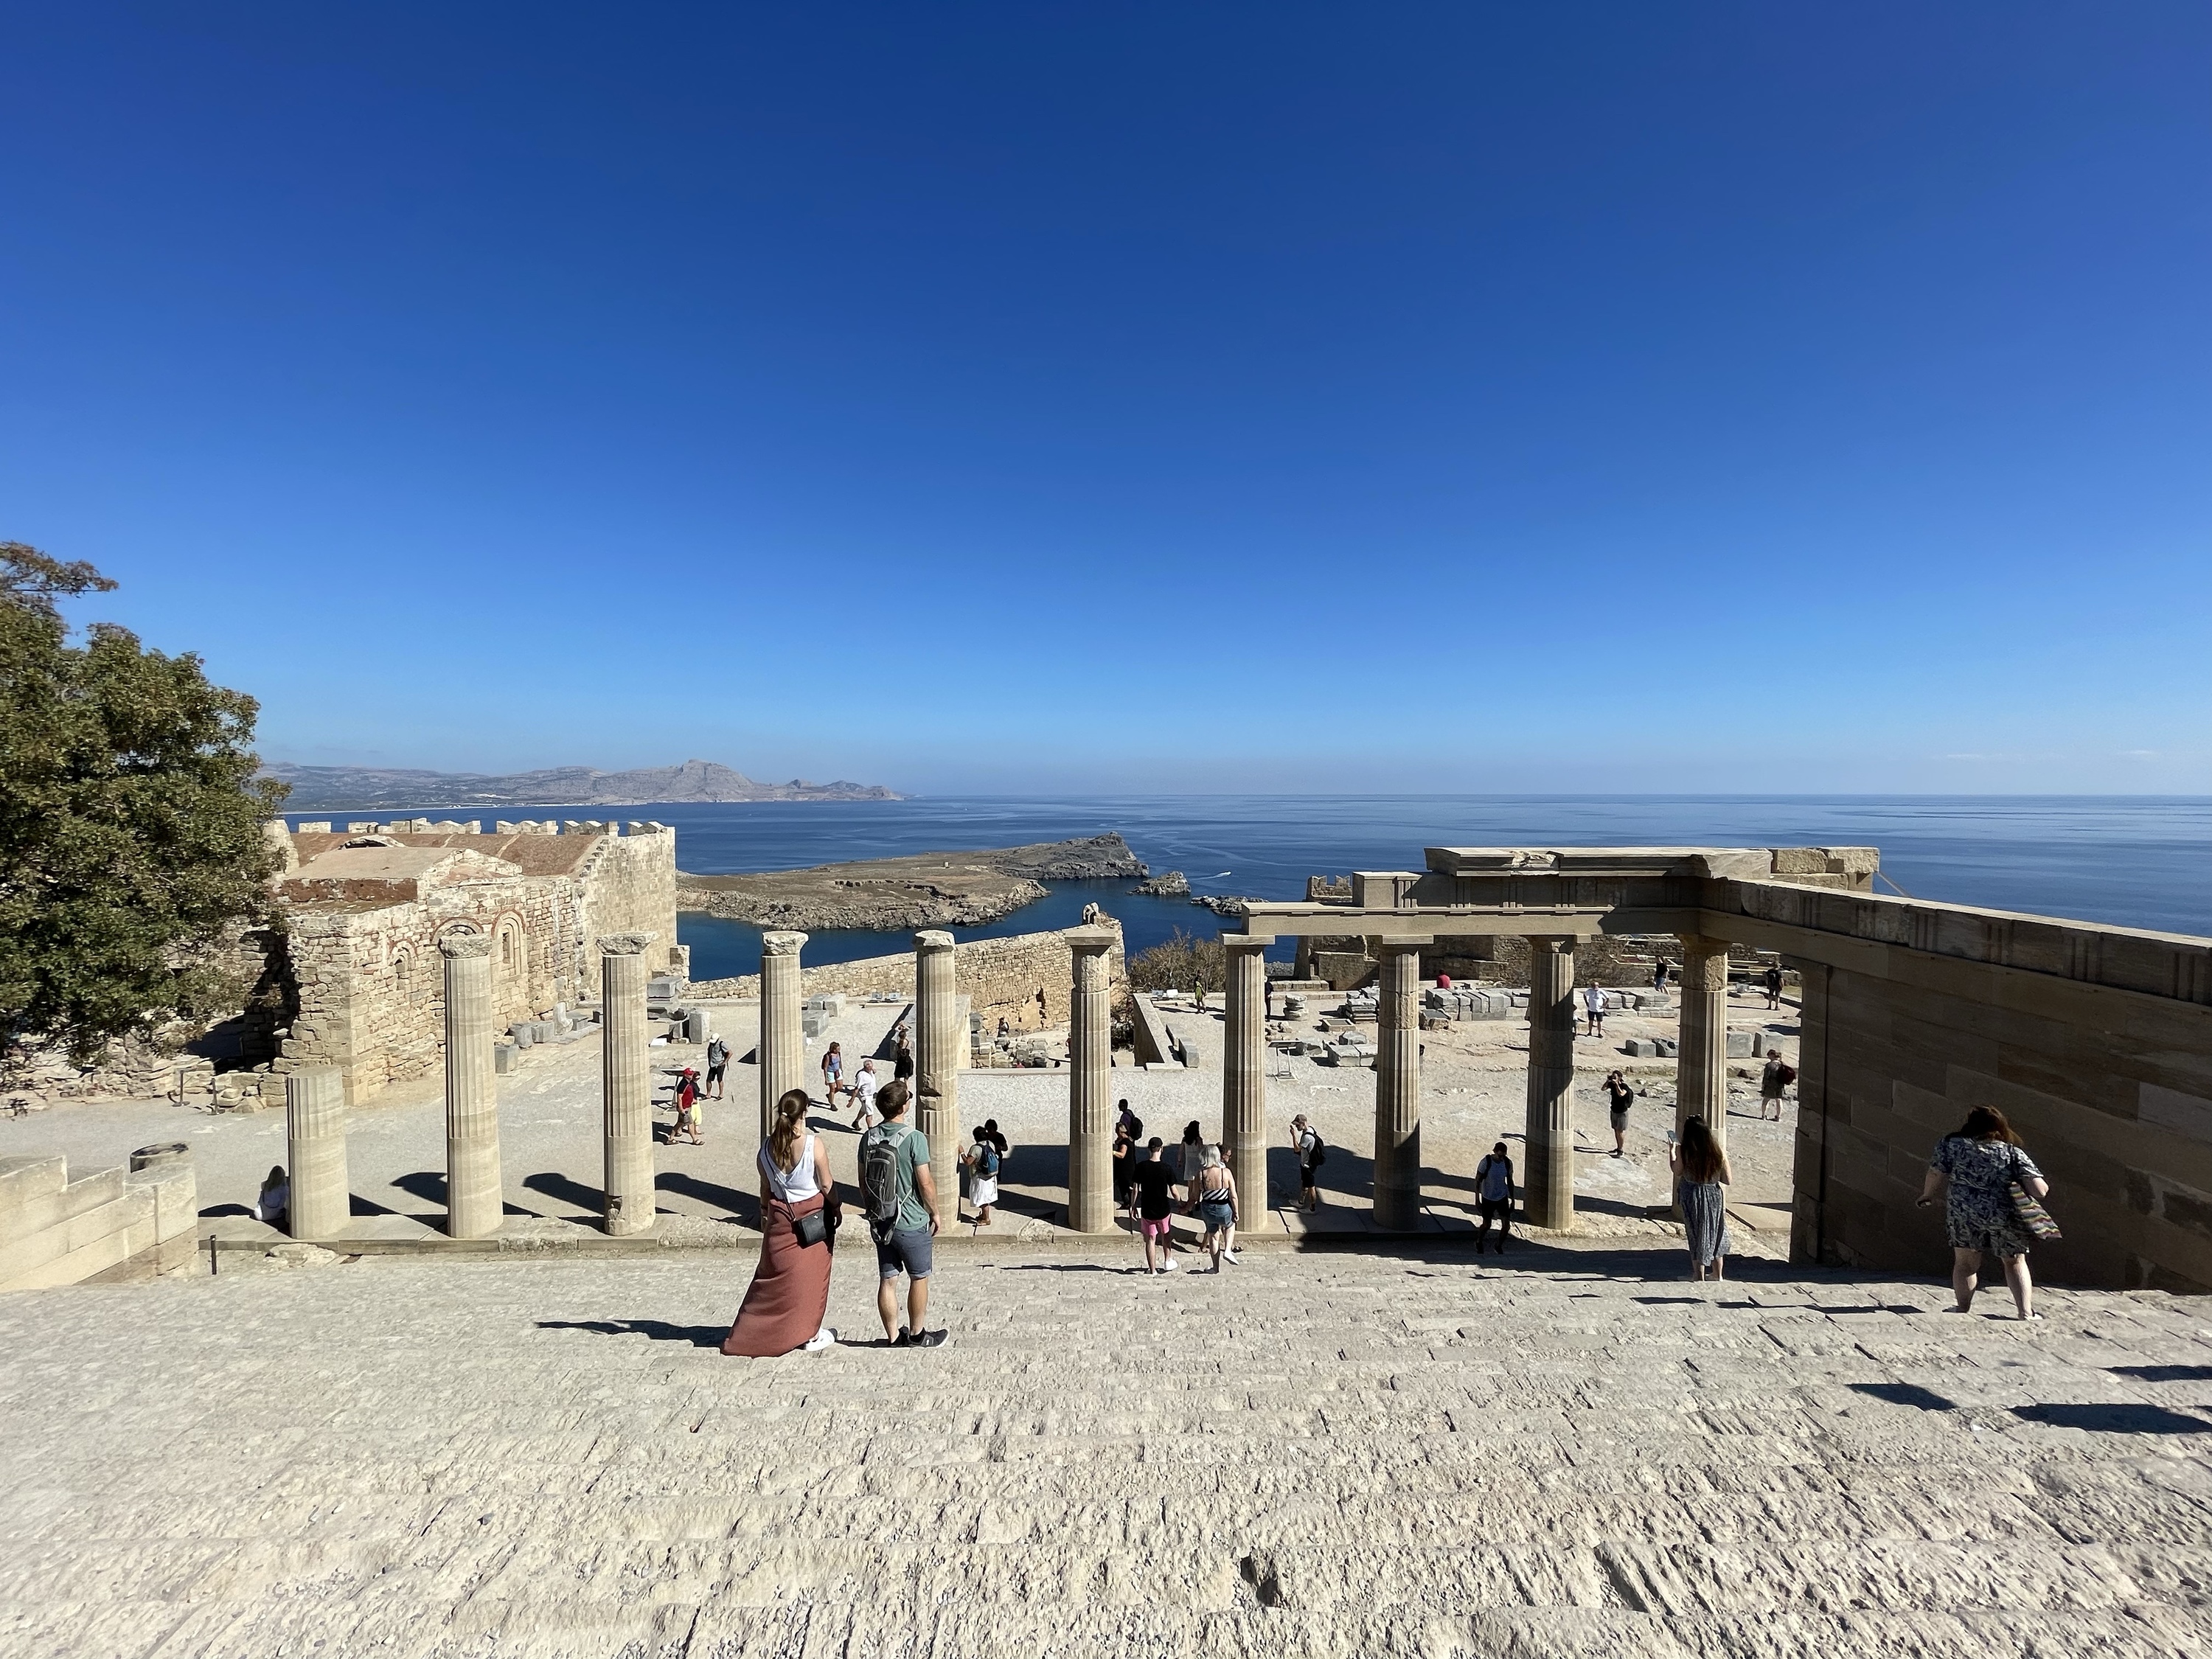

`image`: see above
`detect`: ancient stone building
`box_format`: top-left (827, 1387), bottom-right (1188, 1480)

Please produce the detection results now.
top-left (258, 820), bottom-right (679, 1102)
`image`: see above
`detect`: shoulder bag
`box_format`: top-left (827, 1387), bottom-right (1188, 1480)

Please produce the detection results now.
top-left (2006, 1146), bottom-right (2061, 1240)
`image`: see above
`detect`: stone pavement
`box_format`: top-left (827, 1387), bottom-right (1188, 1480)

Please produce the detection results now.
top-left (3, 1243), bottom-right (2211, 1657)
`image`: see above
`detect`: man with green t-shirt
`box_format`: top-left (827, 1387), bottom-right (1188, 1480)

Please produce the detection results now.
top-left (858, 1081), bottom-right (945, 1349)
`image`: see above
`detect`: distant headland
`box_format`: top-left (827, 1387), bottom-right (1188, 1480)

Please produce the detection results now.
top-left (262, 757), bottom-right (903, 811)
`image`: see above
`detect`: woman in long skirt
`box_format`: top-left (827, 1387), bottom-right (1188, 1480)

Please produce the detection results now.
top-left (1670, 1116), bottom-right (1732, 1282)
top-left (723, 1089), bottom-right (837, 1357)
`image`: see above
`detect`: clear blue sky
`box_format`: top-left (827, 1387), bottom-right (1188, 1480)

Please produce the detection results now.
top-left (4, 4), bottom-right (2206, 795)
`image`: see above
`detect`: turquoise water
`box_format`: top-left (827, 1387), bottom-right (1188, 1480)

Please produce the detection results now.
top-left (286, 796), bottom-right (2212, 982)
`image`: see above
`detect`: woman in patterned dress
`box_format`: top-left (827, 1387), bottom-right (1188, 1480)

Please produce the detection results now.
top-left (1670, 1116), bottom-right (1731, 1281)
top-left (1917, 1105), bottom-right (2048, 1321)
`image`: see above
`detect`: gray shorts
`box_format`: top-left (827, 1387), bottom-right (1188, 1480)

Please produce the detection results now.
top-left (875, 1225), bottom-right (933, 1280)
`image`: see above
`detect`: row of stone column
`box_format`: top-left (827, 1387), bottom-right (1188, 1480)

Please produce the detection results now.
top-left (1358, 931), bottom-right (1733, 1233)
top-left (284, 928), bottom-right (661, 1242)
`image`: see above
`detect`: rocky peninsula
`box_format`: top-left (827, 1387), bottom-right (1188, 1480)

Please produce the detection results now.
top-left (678, 832), bottom-right (1147, 931)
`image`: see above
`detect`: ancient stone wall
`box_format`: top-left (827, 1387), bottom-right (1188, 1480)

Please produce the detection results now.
top-left (691, 924), bottom-right (1126, 1031)
top-left (575, 827), bottom-right (681, 985)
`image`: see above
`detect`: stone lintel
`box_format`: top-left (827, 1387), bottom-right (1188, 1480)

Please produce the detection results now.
top-left (1224, 934), bottom-right (1273, 954)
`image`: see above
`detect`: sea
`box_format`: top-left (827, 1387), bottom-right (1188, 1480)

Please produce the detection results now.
top-left (285, 796), bottom-right (2212, 984)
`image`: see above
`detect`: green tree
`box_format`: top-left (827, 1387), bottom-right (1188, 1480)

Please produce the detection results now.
top-left (1127, 928), bottom-right (1227, 995)
top-left (0, 543), bottom-right (288, 1066)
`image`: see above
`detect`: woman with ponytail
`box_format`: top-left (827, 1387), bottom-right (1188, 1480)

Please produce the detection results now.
top-left (722, 1088), bottom-right (838, 1356)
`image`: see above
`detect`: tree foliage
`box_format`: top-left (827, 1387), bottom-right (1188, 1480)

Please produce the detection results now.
top-left (1127, 928), bottom-right (1227, 995)
top-left (0, 545), bottom-right (288, 1065)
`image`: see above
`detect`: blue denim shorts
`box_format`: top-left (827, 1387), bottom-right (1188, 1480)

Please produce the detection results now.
top-left (875, 1225), bottom-right (933, 1280)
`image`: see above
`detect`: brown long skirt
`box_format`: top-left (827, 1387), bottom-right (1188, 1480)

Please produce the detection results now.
top-left (721, 1194), bottom-right (832, 1357)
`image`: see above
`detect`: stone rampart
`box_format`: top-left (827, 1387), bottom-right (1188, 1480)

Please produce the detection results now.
top-left (690, 924), bottom-right (1126, 1032)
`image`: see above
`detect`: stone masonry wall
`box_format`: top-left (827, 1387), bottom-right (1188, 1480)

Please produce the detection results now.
top-left (691, 925), bottom-right (1127, 1031)
top-left (576, 827), bottom-right (681, 987)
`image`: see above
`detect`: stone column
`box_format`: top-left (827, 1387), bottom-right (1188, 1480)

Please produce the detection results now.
top-left (1677, 935), bottom-right (1731, 1158)
top-left (758, 931), bottom-right (807, 1141)
top-left (599, 932), bottom-right (657, 1237)
top-left (1222, 936), bottom-right (1270, 1217)
top-left (1524, 936), bottom-right (1579, 1231)
top-left (441, 933), bottom-right (502, 1239)
top-left (1065, 925), bottom-right (1117, 1232)
top-left (284, 1067), bottom-right (349, 1240)
top-left (914, 930), bottom-right (961, 1230)
top-left (1372, 939), bottom-right (1427, 1231)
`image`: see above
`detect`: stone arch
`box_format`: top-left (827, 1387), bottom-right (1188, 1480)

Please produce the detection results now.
top-left (495, 914), bottom-right (524, 978)
top-left (391, 944), bottom-right (418, 1002)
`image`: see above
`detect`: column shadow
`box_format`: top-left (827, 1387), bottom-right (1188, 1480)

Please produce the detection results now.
top-left (656, 1170), bottom-right (761, 1228)
top-left (536, 1319), bottom-right (725, 1349)
top-left (522, 1171), bottom-right (605, 1214)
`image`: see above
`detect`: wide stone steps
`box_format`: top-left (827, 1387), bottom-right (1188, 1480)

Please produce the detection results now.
top-left (2, 1248), bottom-right (2210, 1657)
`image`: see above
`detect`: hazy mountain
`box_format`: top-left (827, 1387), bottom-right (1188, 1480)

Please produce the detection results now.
top-left (262, 758), bottom-right (902, 810)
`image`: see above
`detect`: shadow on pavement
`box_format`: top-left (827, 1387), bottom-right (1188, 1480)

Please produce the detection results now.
top-left (537, 1318), bottom-right (726, 1349)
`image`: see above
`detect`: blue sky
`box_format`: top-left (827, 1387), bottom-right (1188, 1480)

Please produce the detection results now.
top-left (4, 4), bottom-right (2207, 795)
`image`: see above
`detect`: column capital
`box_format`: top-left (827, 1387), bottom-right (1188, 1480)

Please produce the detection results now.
top-left (760, 931), bottom-right (807, 957)
top-left (438, 932), bottom-right (494, 959)
top-left (1225, 934), bottom-right (1273, 955)
top-left (1526, 934), bottom-right (1577, 953)
top-left (1063, 925), bottom-right (1118, 953)
top-left (1374, 936), bottom-right (1431, 957)
top-left (914, 929), bottom-right (955, 953)
top-left (596, 932), bottom-right (658, 956)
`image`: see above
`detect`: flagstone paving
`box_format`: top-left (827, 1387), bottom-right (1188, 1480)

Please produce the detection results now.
top-left (3, 1244), bottom-right (2210, 1658)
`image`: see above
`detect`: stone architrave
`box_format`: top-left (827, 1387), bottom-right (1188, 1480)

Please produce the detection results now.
top-left (1524, 936), bottom-right (1579, 1231)
top-left (914, 930), bottom-right (960, 1230)
top-left (1677, 936), bottom-right (1731, 1158)
top-left (1373, 940), bottom-right (1427, 1231)
top-left (1064, 925), bottom-right (1117, 1232)
top-left (440, 933), bottom-right (501, 1240)
top-left (284, 1068), bottom-right (349, 1240)
top-left (1222, 936), bottom-right (1270, 1217)
top-left (759, 931), bottom-right (807, 1141)
top-left (599, 933), bottom-right (658, 1237)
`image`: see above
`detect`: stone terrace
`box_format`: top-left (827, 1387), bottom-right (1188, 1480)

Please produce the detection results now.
top-left (3, 1246), bottom-right (2211, 1657)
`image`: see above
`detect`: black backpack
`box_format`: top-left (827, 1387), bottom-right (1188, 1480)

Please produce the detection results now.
top-left (1305, 1131), bottom-right (1326, 1169)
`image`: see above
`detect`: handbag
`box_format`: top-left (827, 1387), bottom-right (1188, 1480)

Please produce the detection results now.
top-left (2007, 1147), bottom-right (2061, 1240)
top-left (793, 1206), bottom-right (828, 1248)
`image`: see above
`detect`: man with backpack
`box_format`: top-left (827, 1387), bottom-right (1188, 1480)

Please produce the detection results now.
top-left (703, 1034), bottom-right (729, 1101)
top-left (1290, 1113), bottom-right (1326, 1212)
top-left (857, 1081), bottom-right (946, 1348)
top-left (1760, 1048), bottom-right (1797, 1121)
top-left (961, 1123), bottom-right (1004, 1226)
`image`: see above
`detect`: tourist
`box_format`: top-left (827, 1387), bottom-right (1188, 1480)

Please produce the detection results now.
top-left (1111, 1120), bottom-right (1138, 1208)
top-left (722, 1088), bottom-right (838, 1357)
top-left (1128, 1138), bottom-right (1178, 1274)
top-left (703, 1032), bottom-right (729, 1100)
top-left (858, 1080), bottom-right (945, 1347)
top-left (1653, 959), bottom-right (1671, 992)
top-left (961, 1122), bottom-right (1002, 1226)
top-left (1604, 1070), bottom-right (1635, 1156)
top-left (254, 1164), bottom-right (289, 1226)
top-left (1764, 964), bottom-right (1784, 1009)
top-left (1583, 983), bottom-right (1606, 1037)
top-left (1474, 1142), bottom-right (1513, 1253)
top-left (1178, 1121), bottom-right (1207, 1196)
top-left (1290, 1114), bottom-right (1325, 1212)
top-left (820, 1041), bottom-right (844, 1107)
top-left (1918, 1106), bottom-right (2049, 1321)
top-left (892, 1026), bottom-right (914, 1089)
top-left (1670, 1117), bottom-right (1731, 1281)
top-left (1191, 1144), bottom-right (1239, 1270)
top-left (848, 1057), bottom-right (881, 1130)
top-left (1759, 1049), bottom-right (1795, 1121)
top-left (1116, 1099), bottom-right (1138, 1140)
top-left (671, 1066), bottom-right (705, 1145)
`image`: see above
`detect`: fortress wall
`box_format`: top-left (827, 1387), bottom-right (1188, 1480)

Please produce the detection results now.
top-left (577, 827), bottom-right (680, 979)
top-left (690, 924), bottom-right (1127, 1032)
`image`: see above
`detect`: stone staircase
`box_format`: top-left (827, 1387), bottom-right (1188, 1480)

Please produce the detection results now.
top-left (2, 1243), bottom-right (2210, 1657)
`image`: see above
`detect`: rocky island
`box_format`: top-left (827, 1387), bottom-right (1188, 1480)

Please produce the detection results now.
top-left (678, 832), bottom-right (1147, 931)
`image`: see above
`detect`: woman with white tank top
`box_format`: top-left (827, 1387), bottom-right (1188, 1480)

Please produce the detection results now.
top-left (721, 1089), bottom-right (838, 1357)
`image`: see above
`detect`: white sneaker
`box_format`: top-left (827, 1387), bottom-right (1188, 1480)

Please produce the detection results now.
top-left (1161, 1256), bottom-right (1178, 1272)
top-left (1221, 1249), bottom-right (1239, 1265)
top-left (801, 1327), bottom-right (837, 1353)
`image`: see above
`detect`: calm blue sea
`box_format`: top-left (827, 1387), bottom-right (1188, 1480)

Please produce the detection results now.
top-left (288, 796), bottom-right (2212, 983)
